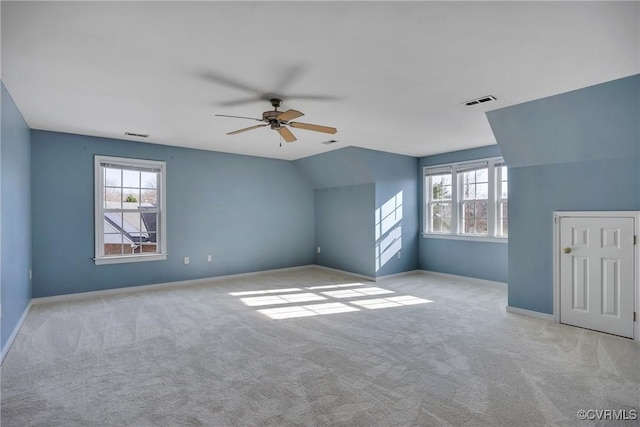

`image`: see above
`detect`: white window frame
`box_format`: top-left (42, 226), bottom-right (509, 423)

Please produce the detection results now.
top-left (458, 161), bottom-right (491, 236)
top-left (496, 161), bottom-right (508, 237)
top-left (425, 166), bottom-right (453, 234)
top-left (423, 157), bottom-right (507, 243)
top-left (94, 155), bottom-right (167, 265)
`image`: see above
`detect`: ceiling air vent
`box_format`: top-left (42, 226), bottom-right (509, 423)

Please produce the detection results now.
top-left (463, 95), bottom-right (497, 106)
top-left (125, 132), bottom-right (149, 138)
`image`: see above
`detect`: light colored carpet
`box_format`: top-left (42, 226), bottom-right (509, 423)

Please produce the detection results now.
top-left (2, 267), bottom-right (639, 426)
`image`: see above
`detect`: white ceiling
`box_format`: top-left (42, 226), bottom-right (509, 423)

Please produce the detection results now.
top-left (2, 1), bottom-right (638, 161)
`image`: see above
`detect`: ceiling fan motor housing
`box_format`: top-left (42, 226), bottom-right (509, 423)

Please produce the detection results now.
top-left (262, 110), bottom-right (281, 121)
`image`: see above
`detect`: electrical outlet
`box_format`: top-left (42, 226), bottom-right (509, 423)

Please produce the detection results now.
top-left (397, 252), bottom-right (401, 259)
top-left (29, 269), bottom-right (32, 280)
top-left (207, 255), bottom-right (212, 262)
top-left (317, 247), bottom-right (321, 254)
top-left (184, 257), bottom-right (190, 265)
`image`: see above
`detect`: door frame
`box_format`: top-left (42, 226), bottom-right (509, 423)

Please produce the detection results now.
top-left (553, 211), bottom-right (640, 341)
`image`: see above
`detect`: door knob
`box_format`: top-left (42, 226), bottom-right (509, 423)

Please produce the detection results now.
top-left (563, 247), bottom-right (572, 254)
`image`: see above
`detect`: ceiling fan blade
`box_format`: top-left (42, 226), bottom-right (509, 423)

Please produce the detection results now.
top-left (227, 124), bottom-right (268, 135)
top-left (199, 71), bottom-right (263, 95)
top-left (273, 64), bottom-right (305, 93)
top-left (277, 126), bottom-right (297, 143)
top-left (218, 97), bottom-right (265, 107)
top-left (289, 122), bottom-right (337, 134)
top-left (282, 94), bottom-right (341, 102)
top-left (215, 114), bottom-right (263, 121)
top-left (276, 109), bottom-right (304, 122)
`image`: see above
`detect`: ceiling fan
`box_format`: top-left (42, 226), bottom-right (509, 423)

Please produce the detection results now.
top-left (215, 98), bottom-right (337, 143)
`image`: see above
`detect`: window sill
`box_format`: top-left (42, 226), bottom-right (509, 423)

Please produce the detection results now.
top-left (94, 253), bottom-right (168, 265)
top-left (421, 233), bottom-right (508, 244)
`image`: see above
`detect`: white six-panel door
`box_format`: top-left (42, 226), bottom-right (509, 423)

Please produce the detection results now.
top-left (559, 216), bottom-right (635, 338)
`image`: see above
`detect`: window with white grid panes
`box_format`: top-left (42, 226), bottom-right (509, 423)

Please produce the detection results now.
top-left (426, 169), bottom-right (453, 233)
top-left (497, 163), bottom-right (508, 236)
top-left (423, 158), bottom-right (506, 240)
top-left (94, 156), bottom-right (167, 265)
top-left (459, 164), bottom-right (489, 235)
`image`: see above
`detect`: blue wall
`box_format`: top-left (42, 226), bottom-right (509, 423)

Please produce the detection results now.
top-left (295, 146), bottom-right (419, 278)
top-left (363, 149), bottom-right (419, 277)
top-left (418, 145), bottom-right (508, 283)
top-left (488, 74), bottom-right (640, 168)
top-left (293, 147), bottom-right (374, 189)
top-left (30, 130), bottom-right (315, 297)
top-left (420, 238), bottom-right (507, 283)
top-left (1, 82), bottom-right (32, 353)
top-left (315, 184), bottom-right (375, 277)
top-left (487, 75), bottom-right (640, 314)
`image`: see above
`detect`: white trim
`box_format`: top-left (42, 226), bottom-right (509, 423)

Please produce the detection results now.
top-left (506, 305), bottom-right (554, 321)
top-left (553, 211), bottom-right (640, 342)
top-left (496, 165), bottom-right (508, 236)
top-left (94, 155), bottom-right (167, 265)
top-left (1, 301), bottom-right (33, 364)
top-left (487, 160), bottom-right (496, 237)
top-left (311, 265), bottom-right (375, 281)
top-left (417, 269), bottom-right (507, 287)
top-left (375, 270), bottom-right (422, 281)
top-left (423, 156), bottom-right (507, 238)
top-left (32, 265), bottom-right (314, 305)
top-left (553, 213), bottom-right (561, 323)
top-left (421, 232), bottom-right (507, 244)
top-left (94, 253), bottom-right (167, 265)
top-left (424, 156), bottom-right (504, 172)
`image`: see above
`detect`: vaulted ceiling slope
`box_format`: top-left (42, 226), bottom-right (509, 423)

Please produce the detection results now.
top-left (2, 1), bottom-right (638, 161)
top-left (487, 74), bottom-right (640, 168)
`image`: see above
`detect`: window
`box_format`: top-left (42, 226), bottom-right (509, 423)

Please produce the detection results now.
top-left (459, 163), bottom-right (489, 234)
top-left (425, 167), bottom-right (453, 233)
top-left (94, 156), bottom-right (167, 264)
top-left (496, 161), bottom-right (508, 236)
top-left (424, 157), bottom-right (507, 240)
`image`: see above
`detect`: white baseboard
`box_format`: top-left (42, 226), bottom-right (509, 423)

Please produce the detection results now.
top-left (32, 265), bottom-right (313, 306)
top-left (29, 266), bottom-right (424, 307)
top-left (417, 270), bottom-right (508, 287)
top-left (506, 305), bottom-right (555, 321)
top-left (375, 270), bottom-right (422, 281)
top-left (315, 266), bottom-right (428, 282)
top-left (311, 265), bottom-right (375, 281)
top-left (1, 301), bottom-right (33, 364)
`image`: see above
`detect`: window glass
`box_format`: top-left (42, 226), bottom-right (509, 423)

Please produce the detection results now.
top-left (460, 167), bottom-right (488, 235)
top-left (427, 172), bottom-right (453, 233)
top-left (424, 158), bottom-right (506, 239)
top-left (95, 156), bottom-right (166, 264)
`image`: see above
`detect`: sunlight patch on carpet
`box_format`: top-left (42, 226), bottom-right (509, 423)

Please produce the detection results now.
top-left (351, 296), bottom-right (433, 309)
top-left (258, 302), bottom-right (360, 319)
